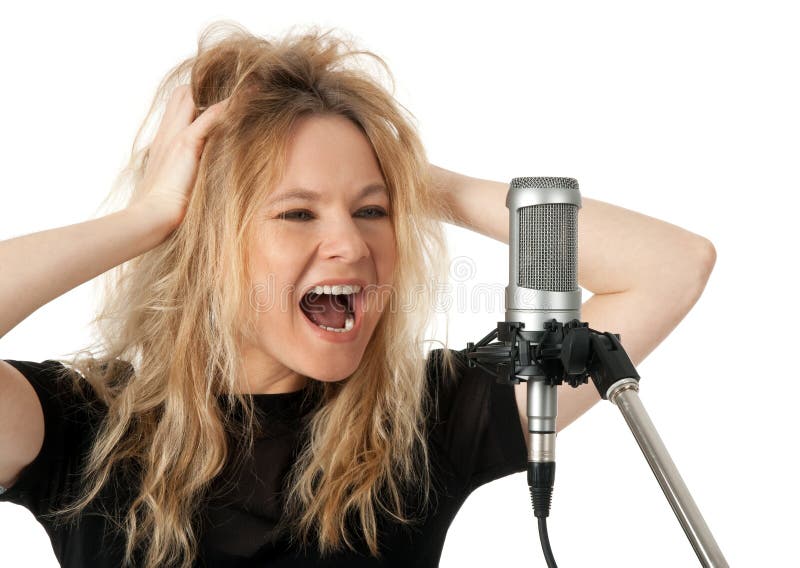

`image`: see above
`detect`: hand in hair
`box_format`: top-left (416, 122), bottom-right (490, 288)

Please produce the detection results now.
top-left (128, 84), bottom-right (230, 229)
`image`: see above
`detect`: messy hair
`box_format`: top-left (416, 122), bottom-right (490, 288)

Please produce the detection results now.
top-left (47, 20), bottom-right (458, 568)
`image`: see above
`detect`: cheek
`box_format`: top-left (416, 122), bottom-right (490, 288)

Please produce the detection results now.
top-left (249, 232), bottom-right (302, 282)
top-left (378, 226), bottom-right (397, 275)
top-left (246, 249), bottom-right (297, 319)
top-left (385, 244), bottom-right (397, 278)
top-left (254, 305), bottom-right (297, 352)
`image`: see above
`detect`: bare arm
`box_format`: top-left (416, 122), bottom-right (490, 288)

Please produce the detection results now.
top-left (0, 207), bottom-right (177, 339)
top-left (0, 85), bottom-right (230, 489)
top-left (429, 165), bottom-right (716, 436)
top-left (0, 207), bottom-right (177, 487)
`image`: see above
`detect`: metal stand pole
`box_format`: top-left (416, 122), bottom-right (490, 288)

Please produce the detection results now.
top-left (606, 378), bottom-right (729, 568)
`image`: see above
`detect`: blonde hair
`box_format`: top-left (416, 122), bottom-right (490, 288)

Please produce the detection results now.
top-left (45, 20), bottom-right (460, 568)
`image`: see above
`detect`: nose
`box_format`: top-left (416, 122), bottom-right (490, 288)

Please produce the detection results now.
top-left (317, 214), bottom-right (371, 263)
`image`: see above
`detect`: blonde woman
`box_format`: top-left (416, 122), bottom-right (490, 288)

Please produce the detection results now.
top-left (0, 21), bottom-right (715, 568)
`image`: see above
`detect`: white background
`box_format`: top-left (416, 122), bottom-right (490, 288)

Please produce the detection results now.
top-left (1, 1), bottom-right (797, 566)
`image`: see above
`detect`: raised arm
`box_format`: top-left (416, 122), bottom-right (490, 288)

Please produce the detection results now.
top-left (429, 164), bottom-right (716, 435)
top-left (0, 86), bottom-right (229, 489)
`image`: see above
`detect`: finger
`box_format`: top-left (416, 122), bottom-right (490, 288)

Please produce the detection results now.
top-left (183, 97), bottom-right (231, 143)
top-left (155, 85), bottom-right (198, 148)
top-left (156, 85), bottom-right (190, 134)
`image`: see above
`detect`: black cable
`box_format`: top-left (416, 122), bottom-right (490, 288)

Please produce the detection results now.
top-left (537, 517), bottom-right (558, 568)
top-left (529, 462), bottom-right (558, 568)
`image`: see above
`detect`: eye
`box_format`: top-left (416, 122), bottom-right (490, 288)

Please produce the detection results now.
top-left (356, 206), bottom-right (389, 219)
top-left (278, 209), bottom-right (314, 221)
top-left (276, 207), bottom-right (389, 221)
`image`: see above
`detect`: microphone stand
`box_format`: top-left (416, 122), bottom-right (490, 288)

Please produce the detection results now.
top-left (465, 318), bottom-right (728, 567)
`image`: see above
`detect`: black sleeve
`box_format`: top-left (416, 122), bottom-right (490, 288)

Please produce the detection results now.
top-left (0, 359), bottom-right (95, 518)
top-left (426, 348), bottom-right (527, 494)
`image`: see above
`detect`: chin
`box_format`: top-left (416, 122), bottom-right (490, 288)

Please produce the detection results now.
top-left (308, 374), bottom-right (352, 384)
top-left (298, 360), bottom-right (361, 383)
top-left (303, 368), bottom-right (355, 383)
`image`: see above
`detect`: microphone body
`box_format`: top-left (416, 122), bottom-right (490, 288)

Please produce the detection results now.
top-left (503, 178), bottom-right (727, 567)
top-left (505, 177), bottom-right (582, 515)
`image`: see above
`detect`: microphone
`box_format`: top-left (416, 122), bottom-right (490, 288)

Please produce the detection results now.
top-left (505, 177), bottom-right (582, 521)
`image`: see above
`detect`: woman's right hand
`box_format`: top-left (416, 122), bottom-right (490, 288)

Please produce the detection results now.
top-left (128, 84), bottom-right (230, 229)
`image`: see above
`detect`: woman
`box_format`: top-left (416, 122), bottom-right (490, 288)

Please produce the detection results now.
top-left (0, 21), bottom-right (716, 568)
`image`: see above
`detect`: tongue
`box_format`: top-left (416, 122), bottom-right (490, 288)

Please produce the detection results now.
top-left (302, 294), bottom-right (348, 329)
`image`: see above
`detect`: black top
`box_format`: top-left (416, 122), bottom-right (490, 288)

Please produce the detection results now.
top-left (1, 349), bottom-right (527, 567)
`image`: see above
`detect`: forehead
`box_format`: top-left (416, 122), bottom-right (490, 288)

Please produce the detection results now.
top-left (268, 114), bottom-right (387, 205)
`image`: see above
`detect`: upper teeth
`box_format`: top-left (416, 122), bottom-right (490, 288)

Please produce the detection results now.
top-left (308, 284), bottom-right (361, 295)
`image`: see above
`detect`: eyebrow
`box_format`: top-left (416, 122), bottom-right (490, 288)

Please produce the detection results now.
top-left (268, 183), bottom-right (388, 205)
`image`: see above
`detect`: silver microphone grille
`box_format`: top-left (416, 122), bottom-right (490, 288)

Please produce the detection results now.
top-left (510, 177), bottom-right (579, 191)
top-left (512, 177), bottom-right (579, 292)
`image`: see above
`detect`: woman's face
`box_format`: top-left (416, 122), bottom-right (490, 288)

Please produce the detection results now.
top-left (240, 114), bottom-right (396, 394)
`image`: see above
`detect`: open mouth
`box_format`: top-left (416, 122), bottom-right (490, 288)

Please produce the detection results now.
top-left (298, 286), bottom-right (360, 333)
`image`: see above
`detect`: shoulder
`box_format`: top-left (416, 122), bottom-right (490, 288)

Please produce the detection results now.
top-left (424, 347), bottom-right (469, 387)
top-left (0, 359), bottom-right (105, 512)
top-left (427, 345), bottom-right (497, 409)
top-left (3, 358), bottom-right (104, 419)
top-left (423, 347), bottom-right (469, 409)
top-left (422, 346), bottom-right (528, 490)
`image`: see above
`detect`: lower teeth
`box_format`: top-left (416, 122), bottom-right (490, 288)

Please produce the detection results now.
top-left (316, 313), bottom-right (354, 333)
